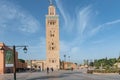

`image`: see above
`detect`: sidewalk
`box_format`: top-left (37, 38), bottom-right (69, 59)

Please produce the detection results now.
top-left (0, 70), bottom-right (120, 80)
top-left (0, 72), bottom-right (44, 80)
top-left (0, 73), bottom-right (13, 80)
top-left (0, 70), bottom-right (73, 80)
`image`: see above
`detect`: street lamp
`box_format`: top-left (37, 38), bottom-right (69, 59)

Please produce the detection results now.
top-left (68, 56), bottom-right (70, 62)
top-left (64, 55), bottom-right (66, 62)
top-left (23, 46), bottom-right (27, 53)
top-left (0, 45), bottom-right (27, 80)
top-left (63, 55), bottom-right (66, 70)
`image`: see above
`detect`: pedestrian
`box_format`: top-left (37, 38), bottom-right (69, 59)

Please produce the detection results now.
top-left (71, 67), bottom-right (73, 71)
top-left (39, 66), bottom-right (41, 72)
top-left (47, 67), bottom-right (49, 74)
top-left (51, 67), bottom-right (54, 72)
top-left (118, 70), bottom-right (120, 75)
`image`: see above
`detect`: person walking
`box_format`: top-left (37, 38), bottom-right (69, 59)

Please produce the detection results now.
top-left (118, 70), bottom-right (120, 75)
top-left (51, 67), bottom-right (54, 72)
top-left (47, 67), bottom-right (49, 74)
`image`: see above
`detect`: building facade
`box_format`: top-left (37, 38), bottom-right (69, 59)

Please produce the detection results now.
top-left (0, 43), bottom-right (5, 74)
top-left (26, 60), bottom-right (45, 71)
top-left (0, 42), bottom-right (27, 74)
top-left (60, 61), bottom-right (78, 70)
top-left (46, 2), bottom-right (60, 70)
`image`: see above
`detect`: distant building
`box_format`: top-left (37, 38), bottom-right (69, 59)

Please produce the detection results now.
top-left (26, 60), bottom-right (45, 71)
top-left (60, 61), bottom-right (78, 70)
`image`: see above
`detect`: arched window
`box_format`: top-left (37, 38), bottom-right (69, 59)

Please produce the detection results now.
top-left (52, 42), bottom-right (54, 45)
top-left (52, 60), bottom-right (54, 63)
top-left (52, 47), bottom-right (54, 50)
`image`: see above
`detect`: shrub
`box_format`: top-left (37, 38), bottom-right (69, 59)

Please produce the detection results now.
top-left (93, 69), bottom-right (119, 73)
top-left (87, 70), bottom-right (93, 74)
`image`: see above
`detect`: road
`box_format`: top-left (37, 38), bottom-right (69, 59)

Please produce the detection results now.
top-left (0, 70), bottom-right (120, 80)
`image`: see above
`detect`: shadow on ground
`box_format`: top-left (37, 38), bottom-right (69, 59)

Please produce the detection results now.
top-left (27, 71), bottom-right (82, 80)
top-left (27, 74), bottom-right (68, 80)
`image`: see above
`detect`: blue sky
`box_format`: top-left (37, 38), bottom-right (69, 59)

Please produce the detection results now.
top-left (0, 0), bottom-right (120, 64)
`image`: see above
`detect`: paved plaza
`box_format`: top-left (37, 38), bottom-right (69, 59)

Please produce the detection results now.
top-left (0, 70), bottom-right (120, 80)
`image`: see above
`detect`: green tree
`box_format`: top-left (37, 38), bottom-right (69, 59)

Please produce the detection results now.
top-left (94, 58), bottom-right (117, 69)
top-left (18, 59), bottom-right (25, 63)
top-left (89, 61), bottom-right (94, 67)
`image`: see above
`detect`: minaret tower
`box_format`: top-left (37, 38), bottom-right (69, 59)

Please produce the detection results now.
top-left (46, 0), bottom-right (60, 70)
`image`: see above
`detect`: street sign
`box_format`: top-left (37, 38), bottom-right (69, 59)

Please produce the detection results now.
top-left (5, 50), bottom-right (14, 67)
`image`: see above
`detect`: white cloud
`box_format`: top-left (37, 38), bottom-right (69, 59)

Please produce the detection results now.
top-left (55, 0), bottom-right (94, 37)
top-left (91, 19), bottom-right (120, 36)
top-left (106, 19), bottom-right (120, 25)
top-left (55, 1), bottom-right (95, 56)
top-left (53, 1), bottom-right (120, 62)
top-left (55, 0), bottom-right (94, 44)
top-left (0, 0), bottom-right (40, 34)
top-left (91, 39), bottom-right (105, 44)
top-left (77, 6), bottom-right (92, 36)
top-left (71, 5), bottom-right (94, 46)
top-left (55, 0), bottom-right (74, 32)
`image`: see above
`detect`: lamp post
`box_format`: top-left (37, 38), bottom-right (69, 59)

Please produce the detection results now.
top-left (63, 55), bottom-right (66, 70)
top-left (68, 56), bottom-right (70, 62)
top-left (64, 55), bottom-right (66, 62)
top-left (30, 60), bottom-right (32, 72)
top-left (0, 45), bottom-right (27, 80)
